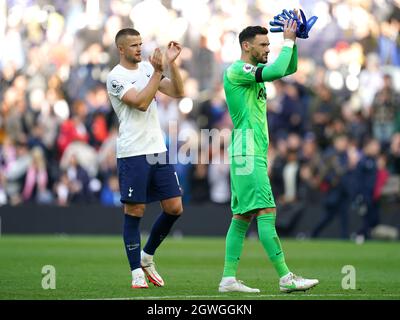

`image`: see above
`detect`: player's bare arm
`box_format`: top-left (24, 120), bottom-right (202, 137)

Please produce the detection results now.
top-left (159, 41), bottom-right (185, 98)
top-left (122, 48), bottom-right (164, 112)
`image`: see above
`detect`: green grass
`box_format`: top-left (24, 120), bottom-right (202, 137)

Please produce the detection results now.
top-left (0, 235), bottom-right (399, 300)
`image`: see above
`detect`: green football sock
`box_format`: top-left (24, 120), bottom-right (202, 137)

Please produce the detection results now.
top-left (257, 214), bottom-right (290, 278)
top-left (222, 218), bottom-right (250, 277)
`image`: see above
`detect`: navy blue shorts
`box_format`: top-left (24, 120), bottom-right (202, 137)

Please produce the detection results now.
top-left (117, 152), bottom-right (182, 204)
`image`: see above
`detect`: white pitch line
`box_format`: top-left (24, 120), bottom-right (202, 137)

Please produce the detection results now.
top-left (85, 293), bottom-right (400, 300)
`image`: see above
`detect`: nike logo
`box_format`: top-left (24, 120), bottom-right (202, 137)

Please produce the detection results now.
top-left (131, 81), bottom-right (137, 84)
top-left (276, 251), bottom-right (282, 256)
top-left (146, 74), bottom-right (150, 78)
top-left (127, 244), bottom-right (139, 251)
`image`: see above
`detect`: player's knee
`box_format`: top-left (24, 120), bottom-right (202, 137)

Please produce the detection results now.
top-left (161, 197), bottom-right (183, 216)
top-left (234, 214), bottom-right (252, 223)
top-left (124, 204), bottom-right (146, 217)
top-left (166, 204), bottom-right (183, 216)
top-left (256, 208), bottom-right (276, 216)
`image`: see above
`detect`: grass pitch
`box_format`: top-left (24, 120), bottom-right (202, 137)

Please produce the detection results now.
top-left (0, 235), bottom-right (399, 300)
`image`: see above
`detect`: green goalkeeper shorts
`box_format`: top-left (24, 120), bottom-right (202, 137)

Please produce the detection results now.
top-left (230, 155), bottom-right (276, 214)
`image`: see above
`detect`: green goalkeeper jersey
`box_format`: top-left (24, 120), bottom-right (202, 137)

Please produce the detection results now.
top-left (224, 45), bottom-right (297, 157)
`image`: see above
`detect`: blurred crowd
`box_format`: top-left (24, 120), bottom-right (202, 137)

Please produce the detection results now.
top-left (1, 0), bottom-right (400, 239)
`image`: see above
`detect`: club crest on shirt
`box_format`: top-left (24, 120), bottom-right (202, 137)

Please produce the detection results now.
top-left (111, 80), bottom-right (124, 94)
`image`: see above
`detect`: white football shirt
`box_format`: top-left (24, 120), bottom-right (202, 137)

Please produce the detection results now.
top-left (106, 62), bottom-right (167, 158)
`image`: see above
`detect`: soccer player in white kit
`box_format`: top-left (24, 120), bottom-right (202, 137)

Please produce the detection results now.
top-left (106, 28), bottom-right (184, 288)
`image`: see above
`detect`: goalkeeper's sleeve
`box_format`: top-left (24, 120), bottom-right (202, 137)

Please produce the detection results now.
top-left (285, 44), bottom-right (298, 76)
top-left (258, 41), bottom-right (296, 82)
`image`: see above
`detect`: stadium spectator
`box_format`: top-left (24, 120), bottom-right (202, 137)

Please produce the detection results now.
top-left (0, 171), bottom-right (7, 206)
top-left (373, 153), bottom-right (390, 217)
top-left (21, 147), bottom-right (52, 204)
top-left (270, 139), bottom-right (288, 200)
top-left (53, 172), bottom-right (70, 206)
top-left (311, 135), bottom-right (352, 239)
top-left (208, 144), bottom-right (230, 204)
top-left (100, 174), bottom-right (121, 207)
top-left (358, 53), bottom-right (384, 112)
top-left (63, 154), bottom-right (92, 203)
top-left (370, 74), bottom-right (400, 149)
top-left (388, 133), bottom-right (400, 174)
top-left (189, 162), bottom-right (210, 203)
top-left (281, 147), bottom-right (301, 204)
top-left (267, 81), bottom-right (307, 139)
top-left (345, 109), bottom-right (370, 149)
top-left (299, 134), bottom-right (323, 192)
top-left (282, 82), bottom-right (308, 137)
top-left (378, 17), bottom-right (400, 66)
top-left (190, 35), bottom-right (216, 92)
top-left (56, 100), bottom-right (89, 157)
top-left (197, 84), bottom-right (227, 130)
top-left (309, 84), bottom-right (341, 150)
top-left (354, 139), bottom-right (382, 240)
top-left (4, 140), bottom-right (31, 205)
top-left (276, 146), bottom-right (307, 235)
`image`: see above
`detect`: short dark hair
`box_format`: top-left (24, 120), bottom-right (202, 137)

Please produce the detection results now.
top-left (115, 28), bottom-right (140, 46)
top-left (239, 26), bottom-right (268, 47)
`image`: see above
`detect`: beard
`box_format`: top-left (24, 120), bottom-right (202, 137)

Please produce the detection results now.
top-left (251, 51), bottom-right (267, 64)
top-left (126, 54), bottom-right (141, 64)
top-left (257, 53), bottom-right (268, 64)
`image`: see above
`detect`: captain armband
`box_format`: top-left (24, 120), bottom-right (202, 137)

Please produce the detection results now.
top-left (255, 66), bottom-right (265, 83)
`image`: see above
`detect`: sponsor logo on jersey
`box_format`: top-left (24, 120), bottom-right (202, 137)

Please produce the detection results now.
top-left (257, 87), bottom-right (267, 100)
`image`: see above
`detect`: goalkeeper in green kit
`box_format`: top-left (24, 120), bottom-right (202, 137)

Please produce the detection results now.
top-left (219, 10), bottom-right (319, 293)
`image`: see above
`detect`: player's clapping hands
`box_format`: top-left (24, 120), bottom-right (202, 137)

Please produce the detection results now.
top-left (165, 41), bottom-right (182, 64)
top-left (149, 48), bottom-right (164, 73)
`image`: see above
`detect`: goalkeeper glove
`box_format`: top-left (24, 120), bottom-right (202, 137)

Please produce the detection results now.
top-left (269, 9), bottom-right (318, 39)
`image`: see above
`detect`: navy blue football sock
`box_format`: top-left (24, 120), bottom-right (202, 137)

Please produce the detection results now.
top-left (143, 212), bottom-right (180, 255)
top-left (123, 214), bottom-right (141, 271)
